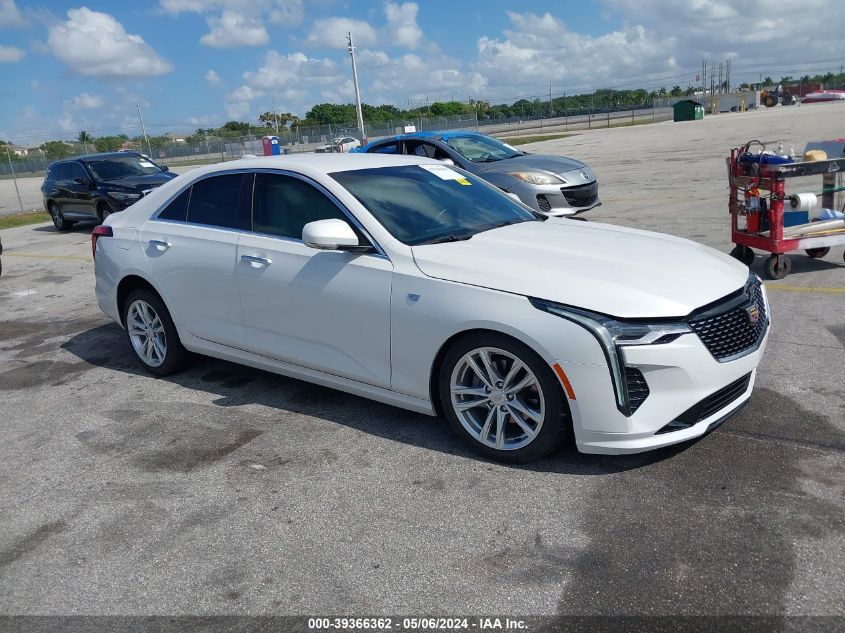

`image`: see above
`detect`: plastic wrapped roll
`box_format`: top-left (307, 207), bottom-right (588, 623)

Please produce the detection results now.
top-left (789, 192), bottom-right (818, 211)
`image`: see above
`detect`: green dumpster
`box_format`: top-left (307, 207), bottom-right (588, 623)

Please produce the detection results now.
top-left (673, 99), bottom-right (704, 122)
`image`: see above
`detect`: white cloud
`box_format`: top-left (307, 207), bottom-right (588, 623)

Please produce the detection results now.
top-left (0, 0), bottom-right (24, 28)
top-left (268, 0), bottom-right (303, 26)
top-left (200, 10), bottom-right (269, 48)
top-left (0, 44), bottom-right (23, 61)
top-left (304, 17), bottom-right (377, 49)
top-left (47, 8), bottom-right (172, 78)
top-left (385, 2), bottom-right (422, 49)
top-left (159, 0), bottom-right (303, 46)
top-left (474, 12), bottom-right (676, 97)
top-left (225, 49), bottom-right (345, 118)
top-left (206, 68), bottom-right (222, 85)
top-left (71, 92), bottom-right (103, 109)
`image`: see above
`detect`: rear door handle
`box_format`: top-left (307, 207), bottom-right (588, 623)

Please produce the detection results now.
top-left (240, 254), bottom-right (272, 266)
top-left (149, 239), bottom-right (171, 251)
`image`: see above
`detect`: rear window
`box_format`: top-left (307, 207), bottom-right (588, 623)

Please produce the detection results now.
top-left (157, 188), bottom-right (190, 222)
top-left (186, 174), bottom-right (249, 229)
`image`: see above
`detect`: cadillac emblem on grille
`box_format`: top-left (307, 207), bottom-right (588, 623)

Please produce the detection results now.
top-left (745, 304), bottom-right (759, 324)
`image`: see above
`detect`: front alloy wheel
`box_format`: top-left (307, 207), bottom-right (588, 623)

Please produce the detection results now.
top-left (439, 333), bottom-right (569, 462)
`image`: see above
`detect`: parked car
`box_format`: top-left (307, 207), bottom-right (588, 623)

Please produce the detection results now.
top-left (356, 131), bottom-right (599, 216)
top-left (334, 136), bottom-right (361, 152)
top-left (94, 154), bottom-right (768, 462)
top-left (42, 151), bottom-right (177, 231)
top-left (316, 137), bottom-right (362, 153)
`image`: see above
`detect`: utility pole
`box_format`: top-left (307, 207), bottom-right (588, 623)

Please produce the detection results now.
top-left (549, 79), bottom-right (553, 118)
top-left (5, 144), bottom-right (24, 214)
top-left (272, 97), bottom-right (279, 135)
top-left (136, 103), bottom-right (152, 158)
top-left (347, 32), bottom-right (366, 143)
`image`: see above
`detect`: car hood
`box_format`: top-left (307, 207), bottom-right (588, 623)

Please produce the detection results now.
top-left (474, 153), bottom-right (587, 178)
top-left (103, 172), bottom-right (177, 190)
top-left (411, 220), bottom-right (748, 319)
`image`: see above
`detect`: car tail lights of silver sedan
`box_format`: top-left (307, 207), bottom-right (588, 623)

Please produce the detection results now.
top-left (94, 154), bottom-right (768, 463)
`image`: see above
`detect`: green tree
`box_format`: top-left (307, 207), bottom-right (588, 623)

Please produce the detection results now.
top-left (40, 141), bottom-right (74, 159)
top-left (78, 131), bottom-right (93, 154)
top-left (93, 135), bottom-right (127, 152)
top-left (669, 85), bottom-right (683, 97)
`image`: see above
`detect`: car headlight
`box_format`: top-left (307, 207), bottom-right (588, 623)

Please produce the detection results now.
top-left (529, 298), bottom-right (691, 415)
top-left (509, 171), bottom-right (564, 186)
top-left (107, 191), bottom-right (142, 201)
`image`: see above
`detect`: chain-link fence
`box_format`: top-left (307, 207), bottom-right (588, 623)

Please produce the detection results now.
top-left (2, 105), bottom-right (678, 179)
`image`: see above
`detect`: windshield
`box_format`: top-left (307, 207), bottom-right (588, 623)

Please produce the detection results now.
top-left (84, 155), bottom-right (163, 181)
top-left (442, 134), bottom-right (523, 163)
top-left (331, 164), bottom-right (538, 246)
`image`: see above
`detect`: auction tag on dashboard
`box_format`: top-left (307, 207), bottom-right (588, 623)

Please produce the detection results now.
top-left (419, 164), bottom-right (464, 181)
top-left (455, 177), bottom-right (471, 185)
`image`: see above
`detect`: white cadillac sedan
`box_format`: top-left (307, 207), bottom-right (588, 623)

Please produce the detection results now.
top-left (94, 154), bottom-right (769, 462)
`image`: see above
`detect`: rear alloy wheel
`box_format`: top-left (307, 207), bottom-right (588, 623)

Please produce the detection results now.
top-left (439, 333), bottom-right (569, 462)
top-left (123, 288), bottom-right (187, 376)
top-left (98, 202), bottom-right (114, 223)
top-left (48, 202), bottom-right (72, 231)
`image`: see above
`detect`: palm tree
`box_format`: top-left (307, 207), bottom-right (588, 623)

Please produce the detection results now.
top-left (78, 131), bottom-right (93, 154)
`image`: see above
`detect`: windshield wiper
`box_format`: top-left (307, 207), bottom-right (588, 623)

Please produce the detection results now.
top-left (417, 233), bottom-right (474, 245)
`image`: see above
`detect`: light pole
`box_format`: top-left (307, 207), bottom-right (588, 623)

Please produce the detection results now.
top-left (347, 31), bottom-right (366, 143)
top-left (136, 103), bottom-right (152, 158)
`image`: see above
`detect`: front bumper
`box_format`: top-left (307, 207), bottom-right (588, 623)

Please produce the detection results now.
top-left (556, 322), bottom-right (769, 455)
top-left (509, 179), bottom-right (601, 216)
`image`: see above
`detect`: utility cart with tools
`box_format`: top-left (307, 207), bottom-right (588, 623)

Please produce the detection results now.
top-left (727, 140), bottom-right (845, 279)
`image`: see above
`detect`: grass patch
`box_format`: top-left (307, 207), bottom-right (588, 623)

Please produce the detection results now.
top-left (0, 210), bottom-right (50, 230)
top-left (504, 133), bottom-right (575, 146)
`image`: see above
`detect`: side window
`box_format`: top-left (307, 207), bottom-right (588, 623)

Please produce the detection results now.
top-left (157, 187), bottom-right (190, 221)
top-left (371, 142), bottom-right (398, 154)
top-left (67, 163), bottom-right (87, 182)
top-left (45, 166), bottom-right (56, 182)
top-left (55, 163), bottom-right (70, 181)
top-left (253, 173), bottom-right (350, 240)
top-left (408, 142), bottom-right (436, 158)
top-left (186, 173), bottom-right (248, 229)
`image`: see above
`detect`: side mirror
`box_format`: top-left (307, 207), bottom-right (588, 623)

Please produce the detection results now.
top-left (439, 157), bottom-right (455, 166)
top-left (302, 219), bottom-right (370, 252)
top-left (161, 165), bottom-right (169, 172)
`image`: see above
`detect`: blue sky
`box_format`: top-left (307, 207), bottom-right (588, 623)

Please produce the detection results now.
top-left (1, 0), bottom-right (844, 145)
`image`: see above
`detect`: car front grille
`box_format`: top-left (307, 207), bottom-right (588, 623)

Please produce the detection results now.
top-left (624, 367), bottom-right (650, 413)
top-left (655, 373), bottom-right (751, 434)
top-left (689, 277), bottom-right (768, 361)
top-left (561, 182), bottom-right (598, 207)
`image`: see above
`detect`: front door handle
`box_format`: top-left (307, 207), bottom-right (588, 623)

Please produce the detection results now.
top-left (240, 254), bottom-right (272, 267)
top-left (149, 239), bottom-right (171, 251)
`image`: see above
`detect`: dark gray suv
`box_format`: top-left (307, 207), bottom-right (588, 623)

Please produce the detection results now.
top-left (41, 151), bottom-right (177, 230)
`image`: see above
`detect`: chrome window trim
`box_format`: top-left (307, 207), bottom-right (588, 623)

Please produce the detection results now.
top-left (150, 167), bottom-right (388, 259)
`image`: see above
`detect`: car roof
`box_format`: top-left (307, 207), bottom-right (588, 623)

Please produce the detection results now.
top-left (182, 153), bottom-right (439, 180)
top-left (361, 130), bottom-right (486, 149)
top-left (50, 151), bottom-right (143, 165)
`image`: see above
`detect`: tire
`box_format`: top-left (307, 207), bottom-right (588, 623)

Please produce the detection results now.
top-left (48, 202), bottom-right (72, 231)
top-left (805, 247), bottom-right (829, 259)
top-left (122, 288), bottom-right (188, 376)
top-left (764, 253), bottom-right (791, 280)
top-left (97, 201), bottom-right (114, 223)
top-left (730, 245), bottom-right (755, 267)
top-left (438, 332), bottom-right (570, 463)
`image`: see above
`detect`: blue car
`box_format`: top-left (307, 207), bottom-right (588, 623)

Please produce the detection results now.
top-left (356, 131), bottom-right (599, 216)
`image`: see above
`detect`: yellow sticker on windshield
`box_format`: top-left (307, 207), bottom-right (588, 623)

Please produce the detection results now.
top-left (456, 177), bottom-right (471, 185)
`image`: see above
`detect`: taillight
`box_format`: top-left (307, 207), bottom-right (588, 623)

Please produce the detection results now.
top-left (92, 225), bottom-right (113, 259)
